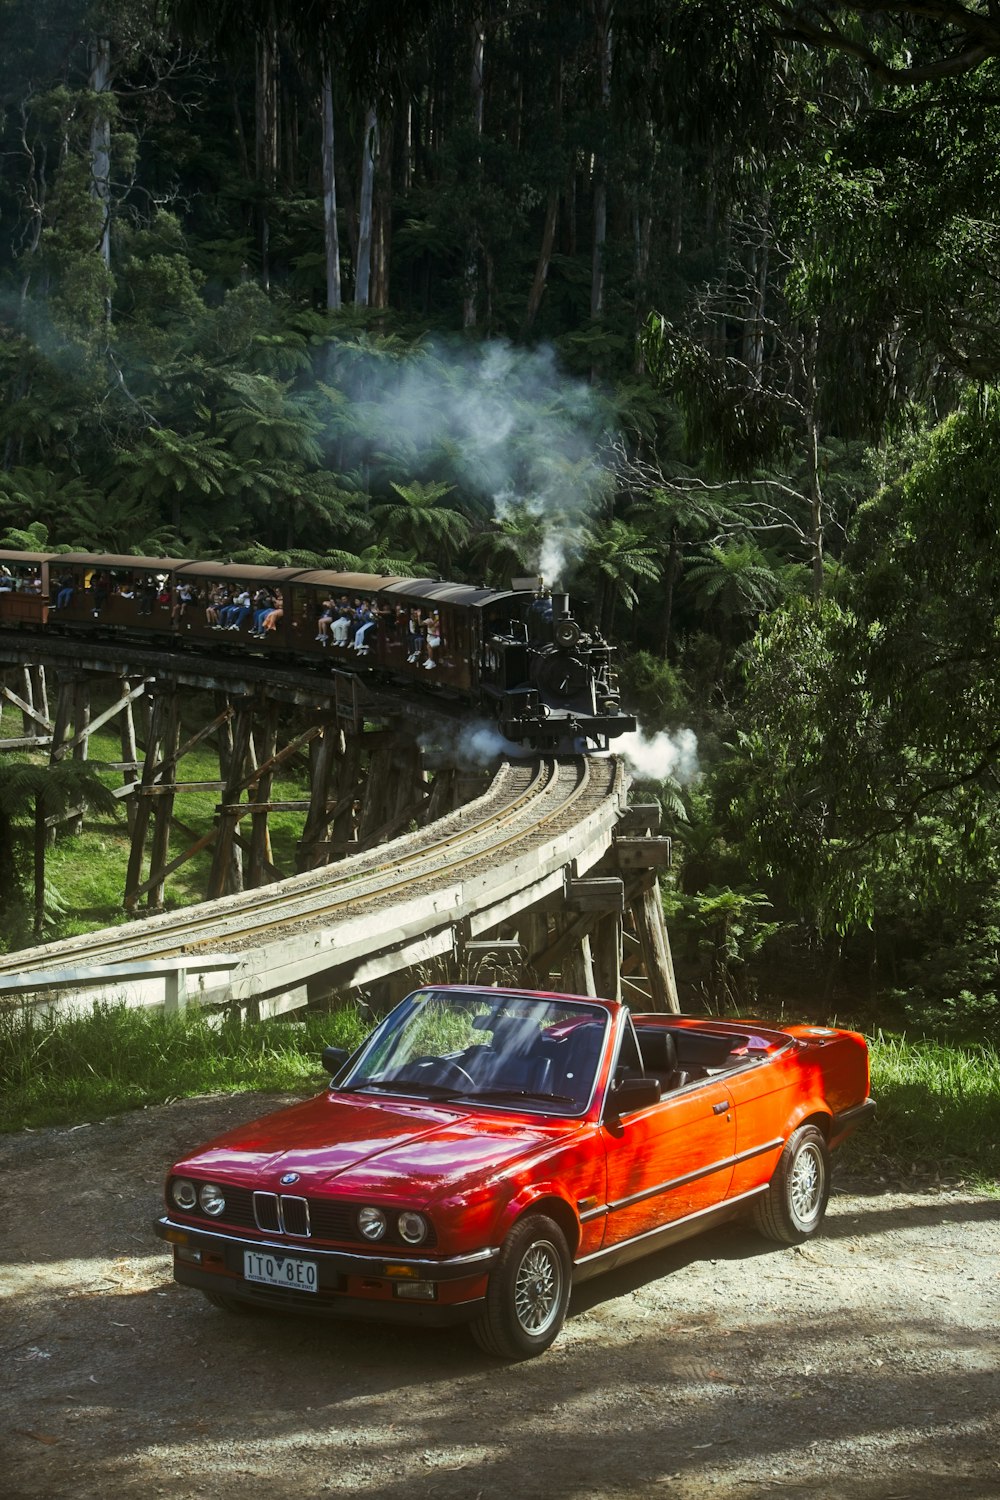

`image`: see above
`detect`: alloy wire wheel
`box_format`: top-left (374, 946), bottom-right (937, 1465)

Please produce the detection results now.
top-left (789, 1139), bottom-right (824, 1223)
top-left (753, 1123), bottom-right (831, 1245)
top-left (470, 1214), bottom-right (571, 1360)
top-left (513, 1236), bottom-right (564, 1336)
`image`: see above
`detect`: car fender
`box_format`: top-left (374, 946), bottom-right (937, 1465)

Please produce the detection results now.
top-left (493, 1180), bottom-right (583, 1258)
top-left (783, 1098), bottom-right (833, 1142)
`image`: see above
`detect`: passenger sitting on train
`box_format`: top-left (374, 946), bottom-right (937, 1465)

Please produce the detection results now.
top-left (55, 572), bottom-right (74, 609)
top-left (90, 570), bottom-right (111, 617)
top-left (205, 582), bottom-right (229, 627)
top-left (260, 591), bottom-right (283, 634)
top-left (315, 595), bottom-right (336, 642)
top-left (352, 604), bottom-right (375, 653)
top-left (330, 610), bottom-right (353, 647)
top-left (250, 587), bottom-right (275, 636)
top-left (171, 580), bottom-right (197, 624)
top-left (406, 607), bottom-right (424, 663)
top-left (222, 589), bottom-right (252, 630)
top-left (0, 567), bottom-right (13, 592)
top-left (423, 609), bottom-right (442, 670)
top-left (137, 577), bottom-right (158, 615)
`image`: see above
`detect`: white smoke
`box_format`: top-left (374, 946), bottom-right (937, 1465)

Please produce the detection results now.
top-left (418, 718), bottom-right (528, 769)
top-left (325, 337), bottom-right (611, 587)
top-left (455, 721), bottom-right (528, 766)
top-left (618, 726), bottom-right (699, 784)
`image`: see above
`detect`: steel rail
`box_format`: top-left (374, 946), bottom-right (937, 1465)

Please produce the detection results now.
top-left (0, 756), bottom-right (610, 979)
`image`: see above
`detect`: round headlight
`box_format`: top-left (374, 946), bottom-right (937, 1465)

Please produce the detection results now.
top-left (358, 1206), bottom-right (387, 1241)
top-left (397, 1211), bottom-right (428, 1245)
top-left (198, 1182), bottom-right (226, 1217)
top-left (172, 1177), bottom-right (197, 1210)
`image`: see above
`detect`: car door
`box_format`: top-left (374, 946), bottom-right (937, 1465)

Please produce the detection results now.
top-left (600, 1019), bottom-right (736, 1248)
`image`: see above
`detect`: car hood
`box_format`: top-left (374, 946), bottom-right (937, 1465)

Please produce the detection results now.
top-left (175, 1090), bottom-right (569, 1201)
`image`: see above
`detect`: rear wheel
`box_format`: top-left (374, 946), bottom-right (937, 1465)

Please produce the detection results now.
top-left (753, 1124), bottom-right (830, 1244)
top-left (471, 1215), bottom-right (571, 1360)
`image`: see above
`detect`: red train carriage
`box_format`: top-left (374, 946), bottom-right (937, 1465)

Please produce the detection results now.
top-left (0, 549), bottom-right (635, 750)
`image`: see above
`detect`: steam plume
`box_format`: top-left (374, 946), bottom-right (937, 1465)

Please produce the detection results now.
top-left (325, 337), bottom-right (611, 586)
top-left (617, 727), bottom-right (699, 784)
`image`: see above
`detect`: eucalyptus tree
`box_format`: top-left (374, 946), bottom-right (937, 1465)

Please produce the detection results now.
top-left (727, 386), bottom-right (1000, 950)
top-left (679, 3), bottom-right (1000, 395)
top-left (158, 0), bottom-right (448, 308)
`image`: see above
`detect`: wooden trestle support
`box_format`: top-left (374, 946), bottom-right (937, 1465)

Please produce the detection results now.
top-left (1, 663), bottom-right (680, 1012)
top-left (443, 806), bottom-right (679, 1013)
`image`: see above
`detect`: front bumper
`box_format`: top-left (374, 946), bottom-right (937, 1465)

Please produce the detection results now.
top-left (154, 1214), bottom-right (497, 1326)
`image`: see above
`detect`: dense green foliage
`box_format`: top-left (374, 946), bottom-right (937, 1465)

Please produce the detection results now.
top-left (3, 1), bottom-right (1000, 1051)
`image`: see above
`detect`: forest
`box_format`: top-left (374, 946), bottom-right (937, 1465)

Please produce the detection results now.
top-left (2, 0), bottom-right (999, 1039)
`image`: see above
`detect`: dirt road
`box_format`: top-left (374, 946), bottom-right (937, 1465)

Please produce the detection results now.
top-left (2, 1092), bottom-right (997, 1500)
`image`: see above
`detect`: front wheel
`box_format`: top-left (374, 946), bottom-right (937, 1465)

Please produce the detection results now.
top-left (753, 1124), bottom-right (831, 1244)
top-left (471, 1215), bottom-right (571, 1360)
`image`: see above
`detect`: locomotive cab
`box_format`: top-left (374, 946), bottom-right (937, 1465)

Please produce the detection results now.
top-left (480, 589), bottom-right (635, 750)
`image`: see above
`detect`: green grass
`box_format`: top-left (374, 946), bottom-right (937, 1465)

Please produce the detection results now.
top-left (3, 696), bottom-right (318, 945)
top-left (2, 1006), bottom-right (998, 1189)
top-left (0, 1000), bottom-right (369, 1133)
top-left (840, 1030), bottom-right (1000, 1187)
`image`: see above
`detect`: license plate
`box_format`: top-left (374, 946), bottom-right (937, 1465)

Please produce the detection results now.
top-left (243, 1249), bottom-right (318, 1292)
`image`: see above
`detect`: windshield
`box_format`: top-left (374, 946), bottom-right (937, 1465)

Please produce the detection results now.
top-left (341, 988), bottom-right (610, 1115)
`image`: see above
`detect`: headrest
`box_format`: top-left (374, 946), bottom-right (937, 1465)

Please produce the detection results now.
top-left (638, 1029), bottom-right (679, 1070)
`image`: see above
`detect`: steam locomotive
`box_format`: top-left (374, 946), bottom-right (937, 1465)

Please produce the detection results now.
top-left (0, 550), bottom-right (635, 751)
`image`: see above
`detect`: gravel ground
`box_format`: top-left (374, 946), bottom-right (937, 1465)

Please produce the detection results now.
top-left (2, 1092), bottom-right (998, 1500)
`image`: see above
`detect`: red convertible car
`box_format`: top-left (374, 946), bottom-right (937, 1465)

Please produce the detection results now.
top-left (155, 986), bottom-right (874, 1359)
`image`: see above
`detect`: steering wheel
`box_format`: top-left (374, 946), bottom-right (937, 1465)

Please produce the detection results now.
top-left (407, 1055), bottom-right (477, 1090)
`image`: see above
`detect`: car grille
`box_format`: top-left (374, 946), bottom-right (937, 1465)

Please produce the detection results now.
top-left (169, 1177), bottom-right (435, 1247)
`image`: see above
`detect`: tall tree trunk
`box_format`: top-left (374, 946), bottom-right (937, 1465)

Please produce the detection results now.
top-left (521, 43), bottom-right (563, 338)
top-left (321, 69), bottom-right (342, 311)
top-left (659, 527), bottom-right (680, 656)
top-left (590, 0), bottom-right (613, 325)
top-left (632, 201), bottom-right (652, 373)
top-left (806, 319), bottom-right (825, 600)
top-left (354, 104), bottom-right (378, 306)
top-left (88, 35), bottom-right (113, 276)
top-left (743, 194), bottom-right (771, 385)
top-left (255, 23), bottom-right (279, 288)
top-left (230, 77), bottom-right (250, 180)
top-left (373, 101), bottom-right (393, 308)
top-left (463, 15), bottom-right (485, 329)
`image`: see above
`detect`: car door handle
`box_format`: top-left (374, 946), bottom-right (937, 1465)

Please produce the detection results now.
top-left (712, 1100), bottom-right (729, 1115)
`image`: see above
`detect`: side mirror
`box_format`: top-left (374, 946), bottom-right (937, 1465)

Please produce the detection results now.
top-left (606, 1075), bottom-right (661, 1118)
top-left (322, 1045), bottom-right (350, 1079)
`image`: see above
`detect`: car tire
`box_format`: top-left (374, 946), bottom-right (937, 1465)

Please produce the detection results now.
top-left (470, 1214), bottom-right (571, 1361)
top-left (753, 1123), bottom-right (831, 1244)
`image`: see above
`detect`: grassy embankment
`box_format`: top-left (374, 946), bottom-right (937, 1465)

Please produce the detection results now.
top-left (2, 704), bottom-right (317, 944)
top-left (0, 1004), bottom-right (997, 1188)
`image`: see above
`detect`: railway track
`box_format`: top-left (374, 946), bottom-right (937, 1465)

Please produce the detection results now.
top-left (0, 755), bottom-right (624, 990)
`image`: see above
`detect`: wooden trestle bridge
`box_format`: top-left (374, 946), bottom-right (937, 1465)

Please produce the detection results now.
top-left (0, 639), bottom-right (677, 1018)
